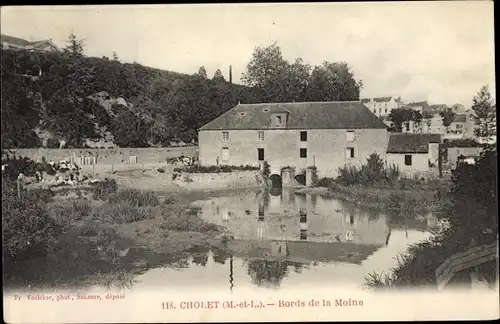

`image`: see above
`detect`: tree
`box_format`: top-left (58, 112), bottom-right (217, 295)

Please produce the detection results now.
top-left (422, 111), bottom-right (433, 130)
top-left (112, 51), bottom-right (119, 61)
top-left (63, 33), bottom-right (85, 58)
top-left (306, 61), bottom-right (362, 101)
top-left (242, 42), bottom-right (361, 103)
top-left (445, 147), bottom-right (497, 245)
top-left (212, 69), bottom-right (225, 83)
top-left (471, 85), bottom-right (496, 141)
top-left (439, 108), bottom-right (456, 133)
top-left (197, 66), bottom-right (207, 79)
top-left (241, 42), bottom-right (288, 88)
top-left (388, 108), bottom-right (421, 132)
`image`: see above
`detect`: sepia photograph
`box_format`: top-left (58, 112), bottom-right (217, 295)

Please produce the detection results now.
top-left (1, 2), bottom-right (498, 322)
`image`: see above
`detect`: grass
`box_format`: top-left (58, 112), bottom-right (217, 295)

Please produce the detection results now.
top-left (364, 229), bottom-right (497, 290)
top-left (321, 180), bottom-right (446, 213)
top-left (174, 164), bottom-right (260, 173)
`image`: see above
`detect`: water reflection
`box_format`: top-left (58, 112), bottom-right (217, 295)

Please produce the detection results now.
top-left (123, 189), bottom-right (437, 292)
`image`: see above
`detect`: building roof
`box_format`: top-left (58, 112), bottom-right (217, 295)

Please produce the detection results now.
top-left (1, 34), bottom-right (31, 46)
top-left (360, 98), bottom-right (371, 103)
top-left (408, 101), bottom-right (429, 107)
top-left (373, 96), bottom-right (393, 103)
top-left (387, 133), bottom-right (442, 154)
top-left (199, 101), bottom-right (388, 130)
top-left (1, 34), bottom-right (60, 52)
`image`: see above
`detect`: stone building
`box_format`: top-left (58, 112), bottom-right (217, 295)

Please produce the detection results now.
top-left (198, 101), bottom-right (389, 184)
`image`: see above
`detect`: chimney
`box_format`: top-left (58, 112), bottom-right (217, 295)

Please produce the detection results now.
top-left (229, 65), bottom-right (232, 84)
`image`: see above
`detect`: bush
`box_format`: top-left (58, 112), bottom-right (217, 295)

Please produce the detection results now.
top-left (174, 164), bottom-right (260, 173)
top-left (108, 189), bottom-right (160, 207)
top-left (1, 154), bottom-right (41, 179)
top-left (91, 178), bottom-right (118, 200)
top-left (315, 177), bottom-right (335, 188)
top-left (157, 168), bottom-right (165, 173)
top-left (337, 153), bottom-right (400, 186)
top-left (2, 179), bottom-right (61, 262)
top-left (159, 210), bottom-right (222, 232)
top-left (47, 199), bottom-right (93, 227)
top-left (261, 161), bottom-right (270, 180)
top-left (95, 203), bottom-right (156, 224)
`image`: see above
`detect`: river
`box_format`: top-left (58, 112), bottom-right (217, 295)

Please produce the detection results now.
top-left (129, 188), bottom-right (436, 292)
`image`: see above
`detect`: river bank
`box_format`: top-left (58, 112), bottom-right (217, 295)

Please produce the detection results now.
top-left (297, 179), bottom-right (451, 213)
top-left (2, 177), bottom-right (239, 291)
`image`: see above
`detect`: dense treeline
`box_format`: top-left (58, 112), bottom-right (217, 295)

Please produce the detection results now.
top-left (1, 35), bottom-right (362, 149)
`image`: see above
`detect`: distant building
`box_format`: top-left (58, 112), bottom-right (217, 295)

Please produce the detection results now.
top-left (424, 104), bottom-right (449, 116)
top-left (1, 34), bottom-right (60, 53)
top-left (421, 113), bottom-right (447, 135)
top-left (198, 101), bottom-right (389, 181)
top-left (361, 96), bottom-right (402, 117)
top-left (386, 133), bottom-right (442, 178)
top-left (450, 103), bottom-right (467, 115)
top-left (406, 101), bottom-right (430, 115)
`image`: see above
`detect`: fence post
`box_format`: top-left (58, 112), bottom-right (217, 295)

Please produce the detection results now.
top-left (111, 164), bottom-right (114, 173)
top-left (92, 163), bottom-right (95, 176)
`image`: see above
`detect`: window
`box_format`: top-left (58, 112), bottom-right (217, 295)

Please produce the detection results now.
top-left (276, 116), bottom-right (282, 125)
top-left (258, 131), bottom-right (264, 141)
top-left (258, 148), bottom-right (265, 161)
top-left (346, 147), bottom-right (355, 159)
top-left (374, 109), bottom-right (376, 113)
top-left (300, 148), bottom-right (307, 158)
top-left (404, 155), bottom-right (412, 166)
top-left (379, 108), bottom-right (382, 113)
top-left (346, 131), bottom-right (355, 142)
top-left (385, 108), bottom-right (387, 113)
top-left (222, 147), bottom-right (229, 161)
top-left (222, 132), bottom-right (229, 141)
top-left (300, 131), bottom-right (307, 141)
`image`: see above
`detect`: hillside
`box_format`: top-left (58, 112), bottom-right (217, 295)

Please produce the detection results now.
top-left (1, 47), bottom-right (261, 149)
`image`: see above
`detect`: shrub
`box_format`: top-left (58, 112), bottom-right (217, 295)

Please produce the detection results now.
top-left (315, 177), bottom-right (335, 188)
top-left (1, 154), bottom-right (40, 179)
top-left (2, 179), bottom-right (61, 262)
top-left (262, 161), bottom-right (270, 181)
top-left (174, 164), bottom-right (260, 173)
top-left (157, 168), bottom-right (165, 173)
top-left (108, 189), bottom-right (160, 207)
top-left (91, 178), bottom-right (118, 200)
top-left (337, 153), bottom-right (400, 186)
top-left (159, 210), bottom-right (224, 233)
top-left (95, 203), bottom-right (156, 224)
top-left (47, 199), bottom-right (93, 227)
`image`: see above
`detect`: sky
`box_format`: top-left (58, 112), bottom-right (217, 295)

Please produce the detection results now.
top-left (1, 2), bottom-right (495, 108)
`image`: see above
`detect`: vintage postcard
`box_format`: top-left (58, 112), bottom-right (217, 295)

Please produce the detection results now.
top-left (1, 2), bottom-right (498, 323)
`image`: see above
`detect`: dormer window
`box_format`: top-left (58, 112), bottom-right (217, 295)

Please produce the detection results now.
top-left (271, 112), bottom-right (288, 128)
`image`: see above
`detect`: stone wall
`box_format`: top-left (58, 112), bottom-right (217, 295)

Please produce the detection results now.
top-left (8, 146), bottom-right (198, 165)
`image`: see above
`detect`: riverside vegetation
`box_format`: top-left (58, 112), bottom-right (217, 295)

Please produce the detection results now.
top-left (2, 156), bottom-right (226, 290)
top-left (364, 147), bottom-right (497, 289)
top-left (314, 153), bottom-right (448, 214)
